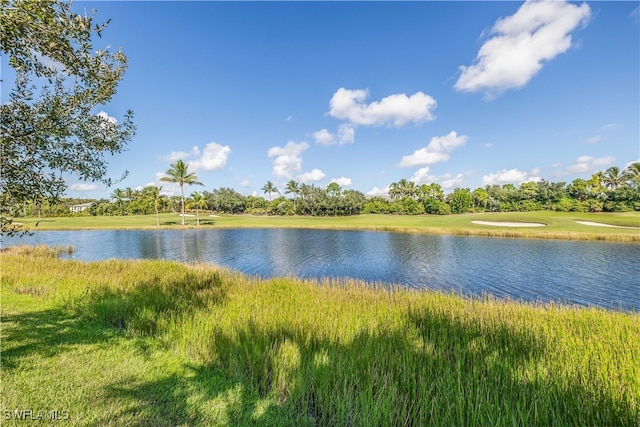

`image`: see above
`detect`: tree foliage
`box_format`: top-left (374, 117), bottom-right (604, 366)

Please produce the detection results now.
top-left (1, 0), bottom-right (135, 235)
top-left (160, 160), bottom-right (203, 225)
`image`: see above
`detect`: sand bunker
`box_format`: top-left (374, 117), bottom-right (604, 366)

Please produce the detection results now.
top-left (471, 220), bottom-right (546, 227)
top-left (575, 221), bottom-right (640, 229)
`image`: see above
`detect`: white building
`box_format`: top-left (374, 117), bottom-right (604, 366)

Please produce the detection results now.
top-left (69, 203), bottom-right (93, 213)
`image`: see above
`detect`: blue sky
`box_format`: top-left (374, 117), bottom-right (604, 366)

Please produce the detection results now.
top-left (7, 1), bottom-right (640, 199)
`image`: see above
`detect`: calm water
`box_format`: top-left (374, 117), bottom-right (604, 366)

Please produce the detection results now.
top-left (4, 229), bottom-right (639, 311)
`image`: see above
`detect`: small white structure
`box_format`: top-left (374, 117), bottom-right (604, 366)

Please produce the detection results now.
top-left (69, 203), bottom-right (93, 213)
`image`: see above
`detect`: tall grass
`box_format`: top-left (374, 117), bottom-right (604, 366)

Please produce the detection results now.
top-left (2, 246), bottom-right (639, 426)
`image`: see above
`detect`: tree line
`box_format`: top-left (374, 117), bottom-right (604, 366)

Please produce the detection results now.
top-left (13, 163), bottom-right (640, 220)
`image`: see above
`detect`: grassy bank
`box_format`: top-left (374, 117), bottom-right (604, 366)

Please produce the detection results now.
top-left (2, 246), bottom-right (638, 426)
top-left (13, 211), bottom-right (640, 241)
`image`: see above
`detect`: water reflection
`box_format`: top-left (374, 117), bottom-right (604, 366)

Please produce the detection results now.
top-left (4, 229), bottom-right (639, 311)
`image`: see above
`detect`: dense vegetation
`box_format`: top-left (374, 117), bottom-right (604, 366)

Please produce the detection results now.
top-left (10, 164), bottom-right (640, 219)
top-left (2, 246), bottom-right (638, 426)
top-left (0, 0), bottom-right (135, 235)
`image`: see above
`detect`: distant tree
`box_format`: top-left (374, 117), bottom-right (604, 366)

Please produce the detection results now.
top-left (1, 0), bottom-right (135, 235)
top-left (284, 180), bottom-right (301, 212)
top-left (342, 190), bottom-right (367, 215)
top-left (143, 186), bottom-right (166, 227)
top-left (626, 162), bottom-right (640, 179)
top-left (447, 188), bottom-right (473, 214)
top-left (567, 178), bottom-right (589, 202)
top-left (160, 160), bottom-right (203, 225)
top-left (471, 188), bottom-right (489, 210)
top-left (388, 181), bottom-right (402, 201)
top-left (186, 191), bottom-right (207, 226)
top-left (362, 196), bottom-right (391, 214)
top-left (262, 181), bottom-right (279, 201)
top-left (110, 188), bottom-right (126, 215)
top-left (603, 166), bottom-right (627, 191)
top-left (625, 162), bottom-right (640, 189)
top-left (395, 196), bottom-right (425, 215)
top-left (244, 195), bottom-right (268, 214)
top-left (535, 180), bottom-right (566, 209)
top-left (586, 172), bottom-right (607, 200)
top-left (326, 182), bottom-right (342, 216)
top-left (206, 187), bottom-right (245, 214)
top-left (518, 181), bottom-right (538, 201)
top-left (389, 179), bottom-right (416, 201)
top-left (417, 183), bottom-right (445, 202)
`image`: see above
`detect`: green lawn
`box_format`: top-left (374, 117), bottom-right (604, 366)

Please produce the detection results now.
top-left (14, 211), bottom-right (640, 241)
top-left (1, 246), bottom-right (638, 426)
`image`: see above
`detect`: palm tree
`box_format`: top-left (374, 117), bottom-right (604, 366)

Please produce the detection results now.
top-left (625, 162), bottom-right (640, 188)
top-left (626, 162), bottom-right (640, 177)
top-left (262, 181), bottom-right (279, 201)
top-left (603, 166), bottom-right (627, 191)
top-left (110, 188), bottom-right (125, 215)
top-left (284, 180), bottom-right (300, 212)
top-left (186, 191), bottom-right (208, 226)
top-left (144, 185), bottom-right (165, 227)
top-left (399, 178), bottom-right (417, 199)
top-left (389, 179), bottom-right (416, 200)
top-left (388, 181), bottom-right (402, 200)
top-left (160, 160), bottom-right (204, 225)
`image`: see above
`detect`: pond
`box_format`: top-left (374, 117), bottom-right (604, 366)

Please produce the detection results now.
top-left (4, 229), bottom-right (639, 311)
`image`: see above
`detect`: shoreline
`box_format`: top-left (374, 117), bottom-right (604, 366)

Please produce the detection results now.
top-left (12, 224), bottom-right (640, 243)
top-left (8, 212), bottom-right (640, 243)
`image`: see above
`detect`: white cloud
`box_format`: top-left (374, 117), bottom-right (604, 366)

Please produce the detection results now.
top-left (455, 0), bottom-right (591, 97)
top-left (297, 168), bottom-right (326, 183)
top-left (34, 51), bottom-right (66, 73)
top-left (400, 131), bottom-right (468, 167)
top-left (328, 88), bottom-right (437, 127)
top-left (188, 142), bottom-right (231, 171)
top-left (631, 5), bottom-right (640, 23)
top-left (163, 151), bottom-right (190, 162)
top-left (482, 168), bottom-right (542, 186)
top-left (439, 173), bottom-right (473, 190)
top-left (337, 123), bottom-right (355, 144)
top-left (331, 177), bottom-right (352, 187)
top-left (410, 167), bottom-right (472, 190)
top-left (96, 111), bottom-right (118, 134)
top-left (585, 135), bottom-right (603, 144)
top-left (483, 143), bottom-right (494, 148)
top-left (314, 123), bottom-right (355, 146)
top-left (97, 111), bottom-right (117, 125)
top-left (313, 129), bottom-right (334, 145)
top-left (162, 143), bottom-right (230, 172)
top-left (152, 172), bottom-right (180, 196)
top-left (557, 155), bottom-right (615, 177)
top-left (69, 183), bottom-right (98, 191)
top-left (366, 186), bottom-right (390, 197)
top-left (267, 141), bottom-right (310, 179)
top-left (240, 180), bottom-right (250, 188)
top-left (410, 167), bottom-right (432, 184)
top-left (601, 123), bottom-right (618, 131)
top-left (162, 146), bottom-right (199, 162)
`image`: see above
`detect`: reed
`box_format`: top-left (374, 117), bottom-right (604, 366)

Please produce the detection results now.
top-left (2, 246), bottom-right (638, 426)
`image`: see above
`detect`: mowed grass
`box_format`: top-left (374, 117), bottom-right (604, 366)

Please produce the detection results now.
top-left (15, 211), bottom-right (640, 241)
top-left (1, 246), bottom-right (638, 426)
